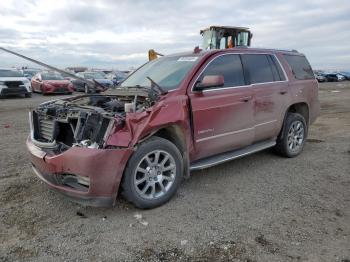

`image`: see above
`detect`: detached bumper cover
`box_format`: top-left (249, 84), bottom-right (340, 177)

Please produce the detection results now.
top-left (27, 136), bottom-right (133, 207)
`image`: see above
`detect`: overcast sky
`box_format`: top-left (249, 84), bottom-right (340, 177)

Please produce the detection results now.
top-left (0, 0), bottom-right (349, 70)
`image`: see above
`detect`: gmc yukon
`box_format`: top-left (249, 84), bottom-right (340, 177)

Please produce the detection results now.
top-left (27, 48), bottom-right (319, 208)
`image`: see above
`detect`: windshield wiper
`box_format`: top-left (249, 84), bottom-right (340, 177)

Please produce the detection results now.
top-left (146, 76), bottom-right (167, 95)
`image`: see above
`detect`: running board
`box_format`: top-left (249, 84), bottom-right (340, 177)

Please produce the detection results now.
top-left (190, 140), bottom-right (276, 171)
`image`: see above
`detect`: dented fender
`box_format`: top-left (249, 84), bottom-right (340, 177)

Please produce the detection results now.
top-left (105, 94), bottom-right (194, 162)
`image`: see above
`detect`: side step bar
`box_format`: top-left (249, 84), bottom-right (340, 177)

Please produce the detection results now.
top-left (190, 140), bottom-right (276, 171)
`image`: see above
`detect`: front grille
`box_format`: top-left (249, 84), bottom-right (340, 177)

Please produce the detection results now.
top-left (5, 81), bottom-right (23, 88)
top-left (1, 87), bottom-right (27, 95)
top-left (39, 119), bottom-right (55, 141)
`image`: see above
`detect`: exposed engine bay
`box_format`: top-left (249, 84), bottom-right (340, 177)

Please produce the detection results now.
top-left (30, 89), bottom-right (156, 152)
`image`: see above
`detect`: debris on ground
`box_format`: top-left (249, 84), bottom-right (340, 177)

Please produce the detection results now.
top-left (76, 211), bottom-right (87, 218)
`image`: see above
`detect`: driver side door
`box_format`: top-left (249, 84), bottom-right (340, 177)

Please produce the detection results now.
top-left (189, 54), bottom-right (254, 160)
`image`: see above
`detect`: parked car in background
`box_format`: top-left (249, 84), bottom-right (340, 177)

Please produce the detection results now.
top-left (338, 72), bottom-right (350, 80)
top-left (72, 71), bottom-right (114, 93)
top-left (315, 73), bottom-right (326, 82)
top-left (65, 67), bottom-right (88, 74)
top-left (0, 68), bottom-right (32, 97)
top-left (22, 68), bottom-right (41, 80)
top-left (31, 71), bottom-right (74, 95)
top-left (27, 48), bottom-right (319, 208)
top-left (106, 71), bottom-right (128, 86)
top-left (324, 73), bottom-right (345, 82)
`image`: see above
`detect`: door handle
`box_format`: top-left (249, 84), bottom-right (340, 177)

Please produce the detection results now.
top-left (280, 89), bottom-right (288, 95)
top-left (240, 96), bottom-right (252, 102)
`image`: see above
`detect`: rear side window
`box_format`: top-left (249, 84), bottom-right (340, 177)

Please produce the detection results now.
top-left (241, 54), bottom-right (274, 84)
top-left (267, 55), bottom-right (286, 81)
top-left (283, 54), bottom-right (314, 80)
top-left (199, 54), bottom-right (245, 88)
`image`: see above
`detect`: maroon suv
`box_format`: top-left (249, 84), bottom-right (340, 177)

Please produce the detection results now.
top-left (27, 48), bottom-right (319, 208)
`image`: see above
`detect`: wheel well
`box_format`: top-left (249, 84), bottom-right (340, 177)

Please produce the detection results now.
top-left (153, 126), bottom-right (186, 155)
top-left (152, 126), bottom-right (190, 178)
top-left (287, 103), bottom-right (309, 125)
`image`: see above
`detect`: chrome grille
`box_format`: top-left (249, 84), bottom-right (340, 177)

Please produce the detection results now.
top-left (39, 119), bottom-right (55, 141)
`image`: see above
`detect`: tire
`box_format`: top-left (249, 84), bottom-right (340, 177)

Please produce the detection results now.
top-left (121, 136), bottom-right (183, 209)
top-left (275, 112), bottom-right (307, 158)
top-left (25, 92), bottom-right (32, 98)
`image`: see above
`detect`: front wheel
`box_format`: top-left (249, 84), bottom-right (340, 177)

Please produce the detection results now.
top-left (275, 113), bottom-right (307, 157)
top-left (121, 137), bottom-right (183, 209)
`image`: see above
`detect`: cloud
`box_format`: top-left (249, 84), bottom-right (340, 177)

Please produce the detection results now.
top-left (0, 0), bottom-right (349, 70)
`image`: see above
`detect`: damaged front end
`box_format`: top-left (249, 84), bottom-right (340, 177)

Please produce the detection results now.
top-left (27, 88), bottom-right (160, 206)
top-left (29, 88), bottom-right (155, 152)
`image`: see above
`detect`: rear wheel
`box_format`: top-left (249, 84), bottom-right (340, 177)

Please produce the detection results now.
top-left (121, 136), bottom-right (183, 209)
top-left (275, 113), bottom-right (307, 157)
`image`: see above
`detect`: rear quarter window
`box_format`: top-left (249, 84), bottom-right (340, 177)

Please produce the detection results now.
top-left (283, 54), bottom-right (314, 80)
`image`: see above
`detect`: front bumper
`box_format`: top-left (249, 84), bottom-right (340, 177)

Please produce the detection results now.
top-left (27, 136), bottom-right (133, 207)
top-left (42, 86), bottom-right (73, 94)
top-left (0, 86), bottom-right (30, 96)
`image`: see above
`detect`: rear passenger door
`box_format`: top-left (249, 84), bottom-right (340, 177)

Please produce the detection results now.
top-left (241, 54), bottom-right (289, 142)
top-left (189, 54), bottom-right (254, 160)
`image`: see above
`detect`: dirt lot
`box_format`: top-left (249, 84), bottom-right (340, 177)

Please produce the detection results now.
top-left (0, 82), bottom-right (349, 261)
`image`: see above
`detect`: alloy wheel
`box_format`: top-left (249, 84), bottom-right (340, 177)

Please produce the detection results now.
top-left (287, 120), bottom-right (304, 152)
top-left (133, 150), bottom-right (176, 200)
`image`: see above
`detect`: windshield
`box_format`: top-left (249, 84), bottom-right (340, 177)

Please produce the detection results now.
top-left (201, 30), bottom-right (216, 50)
top-left (42, 73), bottom-right (64, 80)
top-left (84, 72), bottom-right (106, 79)
top-left (0, 69), bottom-right (24, 77)
top-left (121, 55), bottom-right (199, 91)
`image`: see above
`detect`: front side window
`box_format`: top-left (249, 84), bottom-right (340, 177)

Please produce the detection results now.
top-left (198, 54), bottom-right (245, 88)
top-left (241, 54), bottom-right (274, 84)
top-left (283, 54), bottom-right (314, 80)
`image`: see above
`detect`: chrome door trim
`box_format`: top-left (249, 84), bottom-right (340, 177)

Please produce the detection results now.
top-left (196, 120), bottom-right (277, 143)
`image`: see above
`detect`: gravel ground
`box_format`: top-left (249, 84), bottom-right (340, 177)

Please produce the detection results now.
top-left (0, 82), bottom-right (349, 262)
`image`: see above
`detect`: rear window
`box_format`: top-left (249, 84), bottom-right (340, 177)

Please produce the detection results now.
top-left (283, 54), bottom-right (314, 80)
top-left (241, 54), bottom-right (275, 84)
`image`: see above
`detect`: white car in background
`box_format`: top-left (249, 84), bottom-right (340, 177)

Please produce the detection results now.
top-left (0, 68), bottom-right (32, 98)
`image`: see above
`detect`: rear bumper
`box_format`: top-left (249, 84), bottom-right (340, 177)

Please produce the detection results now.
top-left (27, 136), bottom-right (133, 207)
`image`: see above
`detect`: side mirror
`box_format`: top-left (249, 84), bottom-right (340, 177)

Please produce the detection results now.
top-left (193, 75), bottom-right (224, 92)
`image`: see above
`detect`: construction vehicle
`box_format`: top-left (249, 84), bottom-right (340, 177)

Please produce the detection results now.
top-left (200, 25), bottom-right (252, 50)
top-left (148, 25), bottom-right (253, 60)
